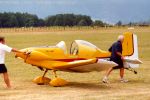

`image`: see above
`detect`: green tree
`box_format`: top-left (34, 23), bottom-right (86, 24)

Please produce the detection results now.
top-left (54, 14), bottom-right (64, 26)
top-left (37, 19), bottom-right (45, 26)
top-left (93, 20), bottom-right (104, 27)
top-left (63, 14), bottom-right (75, 26)
top-left (116, 20), bottom-right (122, 26)
top-left (78, 19), bottom-right (87, 26)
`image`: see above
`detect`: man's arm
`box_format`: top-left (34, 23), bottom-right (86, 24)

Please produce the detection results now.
top-left (108, 46), bottom-right (112, 52)
top-left (116, 43), bottom-right (124, 60)
top-left (116, 52), bottom-right (124, 60)
top-left (11, 48), bottom-right (22, 53)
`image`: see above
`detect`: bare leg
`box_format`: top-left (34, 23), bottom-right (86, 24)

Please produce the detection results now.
top-left (3, 72), bottom-right (11, 88)
top-left (120, 68), bottom-right (124, 79)
top-left (105, 67), bottom-right (113, 77)
top-left (102, 67), bottom-right (113, 83)
top-left (120, 68), bottom-right (128, 82)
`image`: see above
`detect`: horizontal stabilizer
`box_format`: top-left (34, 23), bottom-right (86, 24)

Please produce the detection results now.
top-left (124, 58), bottom-right (143, 64)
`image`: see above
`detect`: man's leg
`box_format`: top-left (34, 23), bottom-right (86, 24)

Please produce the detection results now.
top-left (105, 67), bottom-right (113, 77)
top-left (120, 68), bottom-right (124, 79)
top-left (120, 68), bottom-right (128, 82)
top-left (102, 67), bottom-right (113, 83)
top-left (3, 72), bottom-right (11, 88)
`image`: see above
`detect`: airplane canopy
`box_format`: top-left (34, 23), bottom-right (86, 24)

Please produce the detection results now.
top-left (56, 41), bottom-right (67, 54)
top-left (70, 40), bottom-right (110, 58)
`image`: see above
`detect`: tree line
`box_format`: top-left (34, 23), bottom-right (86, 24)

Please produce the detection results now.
top-left (0, 12), bottom-right (149, 28)
top-left (0, 12), bottom-right (108, 28)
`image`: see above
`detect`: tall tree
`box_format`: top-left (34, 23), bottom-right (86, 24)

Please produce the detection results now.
top-left (116, 20), bottom-right (122, 26)
top-left (93, 20), bottom-right (104, 27)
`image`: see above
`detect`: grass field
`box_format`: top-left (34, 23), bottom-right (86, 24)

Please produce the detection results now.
top-left (0, 27), bottom-right (150, 100)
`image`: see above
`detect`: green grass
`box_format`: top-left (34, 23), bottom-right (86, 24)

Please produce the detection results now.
top-left (0, 27), bottom-right (150, 100)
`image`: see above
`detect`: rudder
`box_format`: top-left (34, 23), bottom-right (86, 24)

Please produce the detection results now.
top-left (122, 32), bottom-right (142, 68)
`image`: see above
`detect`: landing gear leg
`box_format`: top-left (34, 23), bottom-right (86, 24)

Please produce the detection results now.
top-left (53, 70), bottom-right (57, 78)
top-left (42, 69), bottom-right (48, 78)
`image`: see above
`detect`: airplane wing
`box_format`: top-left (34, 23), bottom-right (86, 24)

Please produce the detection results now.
top-left (52, 59), bottom-right (118, 72)
top-left (52, 58), bottom-right (97, 70)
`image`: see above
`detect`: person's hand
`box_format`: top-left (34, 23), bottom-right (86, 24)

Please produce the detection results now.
top-left (24, 51), bottom-right (32, 55)
top-left (121, 56), bottom-right (124, 61)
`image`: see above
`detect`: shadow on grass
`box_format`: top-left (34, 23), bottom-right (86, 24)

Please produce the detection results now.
top-left (67, 82), bottom-right (112, 90)
top-left (128, 79), bottom-right (150, 84)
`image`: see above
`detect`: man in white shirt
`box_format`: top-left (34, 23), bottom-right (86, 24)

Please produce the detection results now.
top-left (0, 36), bottom-right (21, 88)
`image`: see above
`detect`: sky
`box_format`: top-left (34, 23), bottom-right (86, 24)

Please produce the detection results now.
top-left (0, 0), bottom-right (150, 24)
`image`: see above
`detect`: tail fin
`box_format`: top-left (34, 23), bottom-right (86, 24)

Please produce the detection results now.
top-left (122, 32), bottom-right (142, 68)
top-left (122, 32), bottom-right (138, 58)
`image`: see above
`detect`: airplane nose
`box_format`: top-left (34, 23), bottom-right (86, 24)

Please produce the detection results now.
top-left (15, 49), bottom-right (31, 59)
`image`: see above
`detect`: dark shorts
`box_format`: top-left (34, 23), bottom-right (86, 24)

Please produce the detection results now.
top-left (111, 59), bottom-right (124, 69)
top-left (113, 65), bottom-right (124, 69)
top-left (0, 64), bottom-right (7, 73)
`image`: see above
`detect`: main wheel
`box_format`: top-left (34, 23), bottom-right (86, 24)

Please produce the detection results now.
top-left (33, 76), bottom-right (51, 85)
top-left (49, 78), bottom-right (68, 87)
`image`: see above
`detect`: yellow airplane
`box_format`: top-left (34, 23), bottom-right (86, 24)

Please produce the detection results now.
top-left (15, 32), bottom-right (142, 86)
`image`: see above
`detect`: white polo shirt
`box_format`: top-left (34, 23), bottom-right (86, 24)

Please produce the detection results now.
top-left (0, 43), bottom-right (12, 64)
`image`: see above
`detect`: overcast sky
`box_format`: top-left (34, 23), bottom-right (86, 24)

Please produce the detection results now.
top-left (0, 0), bottom-right (150, 23)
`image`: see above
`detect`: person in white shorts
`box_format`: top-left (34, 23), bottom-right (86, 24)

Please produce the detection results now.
top-left (0, 36), bottom-right (21, 88)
